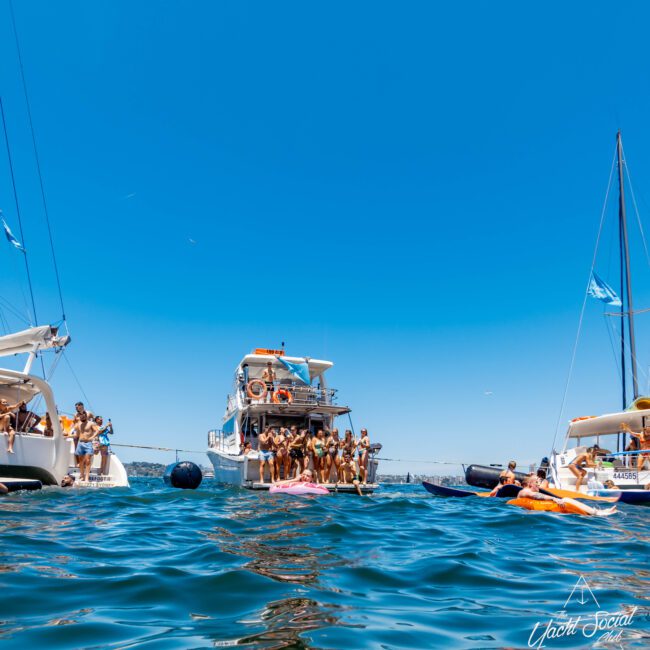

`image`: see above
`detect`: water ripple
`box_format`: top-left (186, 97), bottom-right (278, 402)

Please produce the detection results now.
top-left (0, 480), bottom-right (648, 648)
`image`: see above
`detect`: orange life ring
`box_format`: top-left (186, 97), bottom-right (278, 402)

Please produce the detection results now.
top-left (272, 389), bottom-right (293, 404)
top-left (570, 416), bottom-right (596, 423)
top-left (246, 379), bottom-right (268, 400)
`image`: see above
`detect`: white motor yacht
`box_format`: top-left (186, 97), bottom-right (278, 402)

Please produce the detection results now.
top-left (207, 348), bottom-right (380, 493)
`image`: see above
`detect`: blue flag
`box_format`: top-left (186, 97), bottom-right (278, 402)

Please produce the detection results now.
top-left (588, 272), bottom-right (622, 307)
top-left (2, 216), bottom-right (25, 252)
top-left (276, 356), bottom-right (310, 384)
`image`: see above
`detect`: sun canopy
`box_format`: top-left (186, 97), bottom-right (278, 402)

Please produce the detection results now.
top-left (0, 326), bottom-right (70, 358)
top-left (567, 409), bottom-right (650, 439)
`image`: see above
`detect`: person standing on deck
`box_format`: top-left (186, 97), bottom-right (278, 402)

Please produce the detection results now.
top-left (261, 362), bottom-right (276, 403)
top-left (258, 427), bottom-right (276, 483)
top-left (75, 411), bottom-right (101, 482)
top-left (95, 416), bottom-right (114, 476)
top-left (620, 422), bottom-right (650, 470)
top-left (325, 428), bottom-right (341, 482)
top-left (289, 428), bottom-right (306, 477)
top-left (357, 428), bottom-right (371, 484)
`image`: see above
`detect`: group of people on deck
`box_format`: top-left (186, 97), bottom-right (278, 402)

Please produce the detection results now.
top-left (244, 426), bottom-right (372, 485)
top-left (0, 397), bottom-right (114, 483)
top-left (64, 402), bottom-right (114, 481)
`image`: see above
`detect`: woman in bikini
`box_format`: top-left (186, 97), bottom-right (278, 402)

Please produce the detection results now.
top-left (341, 429), bottom-right (357, 459)
top-left (310, 429), bottom-right (327, 483)
top-left (325, 428), bottom-right (341, 482)
top-left (273, 428), bottom-right (288, 480)
top-left (567, 446), bottom-right (597, 490)
top-left (357, 428), bottom-right (371, 484)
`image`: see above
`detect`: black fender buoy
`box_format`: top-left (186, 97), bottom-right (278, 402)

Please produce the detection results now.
top-left (465, 464), bottom-right (528, 489)
top-left (163, 461), bottom-right (202, 489)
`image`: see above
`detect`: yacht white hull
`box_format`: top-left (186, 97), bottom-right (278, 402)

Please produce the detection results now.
top-left (206, 449), bottom-right (247, 485)
top-left (0, 432), bottom-right (129, 487)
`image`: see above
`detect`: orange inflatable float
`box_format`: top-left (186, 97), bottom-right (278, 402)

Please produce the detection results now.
top-left (506, 497), bottom-right (617, 516)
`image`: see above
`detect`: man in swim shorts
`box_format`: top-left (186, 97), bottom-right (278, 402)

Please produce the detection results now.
top-left (338, 452), bottom-right (362, 495)
top-left (261, 362), bottom-right (276, 403)
top-left (258, 427), bottom-right (276, 483)
top-left (0, 398), bottom-right (25, 454)
top-left (620, 422), bottom-right (650, 470)
top-left (75, 411), bottom-right (101, 482)
top-left (357, 428), bottom-right (370, 484)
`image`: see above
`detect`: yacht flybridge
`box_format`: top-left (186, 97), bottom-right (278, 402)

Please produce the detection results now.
top-left (207, 348), bottom-right (380, 493)
top-left (0, 326), bottom-right (128, 488)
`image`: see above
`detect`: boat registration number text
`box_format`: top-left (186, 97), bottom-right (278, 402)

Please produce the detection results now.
top-left (613, 471), bottom-right (638, 481)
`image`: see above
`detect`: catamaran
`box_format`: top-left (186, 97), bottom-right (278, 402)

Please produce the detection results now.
top-left (548, 132), bottom-right (650, 504)
top-left (206, 348), bottom-right (380, 493)
top-left (0, 326), bottom-right (129, 488)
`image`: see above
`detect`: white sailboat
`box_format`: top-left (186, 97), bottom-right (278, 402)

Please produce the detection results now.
top-left (549, 132), bottom-right (650, 504)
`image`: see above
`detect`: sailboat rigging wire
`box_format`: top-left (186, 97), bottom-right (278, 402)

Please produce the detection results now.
top-left (550, 144), bottom-right (618, 453)
top-left (0, 293), bottom-right (30, 324)
top-left (0, 97), bottom-right (38, 328)
top-left (604, 314), bottom-right (624, 385)
top-left (8, 0), bottom-right (67, 326)
top-left (622, 155), bottom-right (650, 269)
top-left (606, 315), bottom-right (649, 387)
top-left (61, 350), bottom-right (94, 413)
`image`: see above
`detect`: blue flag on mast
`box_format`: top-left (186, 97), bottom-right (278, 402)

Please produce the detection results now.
top-left (1, 215), bottom-right (25, 252)
top-left (588, 272), bottom-right (622, 307)
top-left (276, 356), bottom-right (310, 385)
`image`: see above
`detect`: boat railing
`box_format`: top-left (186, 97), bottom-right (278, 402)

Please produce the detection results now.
top-left (208, 429), bottom-right (223, 450)
top-left (240, 382), bottom-right (338, 405)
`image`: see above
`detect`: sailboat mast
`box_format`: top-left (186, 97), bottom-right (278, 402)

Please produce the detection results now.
top-left (617, 130), bottom-right (639, 401)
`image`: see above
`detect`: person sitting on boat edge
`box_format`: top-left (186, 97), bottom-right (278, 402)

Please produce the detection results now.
top-left (619, 422), bottom-right (650, 470)
top-left (11, 402), bottom-right (40, 434)
top-left (258, 426), bottom-right (276, 483)
top-left (338, 451), bottom-right (363, 495)
top-left (0, 398), bottom-right (26, 454)
top-left (567, 446), bottom-right (597, 490)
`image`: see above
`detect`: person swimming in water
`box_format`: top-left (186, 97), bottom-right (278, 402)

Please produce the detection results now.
top-left (520, 474), bottom-right (616, 516)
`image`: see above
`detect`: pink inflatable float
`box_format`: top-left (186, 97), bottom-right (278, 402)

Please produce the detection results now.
top-left (269, 482), bottom-right (329, 496)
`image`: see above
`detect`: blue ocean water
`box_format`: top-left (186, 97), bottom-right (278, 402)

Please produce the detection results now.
top-left (0, 480), bottom-right (648, 649)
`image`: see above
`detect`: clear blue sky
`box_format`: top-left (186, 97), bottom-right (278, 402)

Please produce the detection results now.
top-left (2, 1), bottom-right (650, 473)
